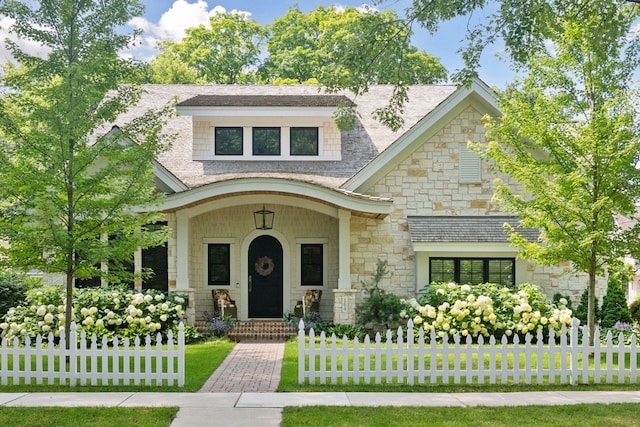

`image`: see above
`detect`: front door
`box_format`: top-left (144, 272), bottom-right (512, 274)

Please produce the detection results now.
top-left (248, 235), bottom-right (283, 318)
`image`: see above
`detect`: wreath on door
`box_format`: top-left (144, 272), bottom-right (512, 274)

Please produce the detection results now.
top-left (255, 256), bottom-right (275, 277)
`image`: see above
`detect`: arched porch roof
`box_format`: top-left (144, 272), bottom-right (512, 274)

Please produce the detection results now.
top-left (161, 177), bottom-right (392, 219)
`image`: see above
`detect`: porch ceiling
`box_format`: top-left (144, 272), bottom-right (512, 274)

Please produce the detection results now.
top-left (161, 177), bottom-right (391, 218)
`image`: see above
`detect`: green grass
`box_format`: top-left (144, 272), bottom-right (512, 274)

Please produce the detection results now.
top-left (279, 338), bottom-right (640, 392)
top-left (0, 338), bottom-right (235, 392)
top-left (282, 404), bottom-right (640, 426)
top-left (0, 407), bottom-right (178, 427)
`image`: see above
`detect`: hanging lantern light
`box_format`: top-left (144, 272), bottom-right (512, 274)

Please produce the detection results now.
top-left (253, 205), bottom-right (275, 230)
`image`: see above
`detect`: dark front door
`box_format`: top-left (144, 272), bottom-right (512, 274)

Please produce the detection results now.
top-left (248, 235), bottom-right (283, 318)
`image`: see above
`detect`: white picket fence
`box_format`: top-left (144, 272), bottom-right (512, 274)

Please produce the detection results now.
top-left (298, 318), bottom-right (640, 386)
top-left (0, 322), bottom-right (185, 387)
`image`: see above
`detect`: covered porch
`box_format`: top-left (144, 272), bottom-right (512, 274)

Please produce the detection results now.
top-left (160, 177), bottom-right (391, 325)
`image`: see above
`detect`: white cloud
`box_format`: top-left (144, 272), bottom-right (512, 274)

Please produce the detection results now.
top-left (125, 1), bottom-right (252, 61)
top-left (0, 16), bottom-right (51, 65)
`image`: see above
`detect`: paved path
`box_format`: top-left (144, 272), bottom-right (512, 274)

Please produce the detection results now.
top-left (199, 341), bottom-right (284, 393)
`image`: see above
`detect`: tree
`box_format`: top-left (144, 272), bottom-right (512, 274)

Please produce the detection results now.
top-left (149, 11), bottom-right (266, 84)
top-left (263, 6), bottom-right (447, 130)
top-left (472, 0), bottom-right (640, 344)
top-left (146, 5), bottom-right (447, 131)
top-left (146, 51), bottom-right (204, 84)
top-left (0, 0), bottom-right (173, 341)
top-left (398, 0), bottom-right (640, 83)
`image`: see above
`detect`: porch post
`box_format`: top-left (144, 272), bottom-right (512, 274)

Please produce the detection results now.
top-left (175, 211), bottom-right (190, 290)
top-left (175, 211), bottom-right (195, 324)
top-left (337, 209), bottom-right (351, 290)
top-left (334, 209), bottom-right (357, 324)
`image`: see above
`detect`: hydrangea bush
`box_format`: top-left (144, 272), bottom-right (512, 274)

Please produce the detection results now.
top-left (401, 282), bottom-right (573, 341)
top-left (0, 285), bottom-right (189, 343)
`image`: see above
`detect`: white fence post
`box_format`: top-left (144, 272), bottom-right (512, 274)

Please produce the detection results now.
top-left (298, 319), bottom-right (305, 384)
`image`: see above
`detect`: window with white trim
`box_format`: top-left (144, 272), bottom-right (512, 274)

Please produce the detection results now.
top-left (252, 127), bottom-right (281, 155)
top-left (429, 257), bottom-right (515, 287)
top-left (301, 244), bottom-right (323, 286)
top-left (290, 127), bottom-right (319, 156)
top-left (214, 127), bottom-right (243, 155)
top-left (207, 244), bottom-right (231, 286)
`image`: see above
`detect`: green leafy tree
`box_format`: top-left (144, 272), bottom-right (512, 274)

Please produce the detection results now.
top-left (146, 51), bottom-right (204, 84)
top-left (600, 261), bottom-right (633, 328)
top-left (0, 0), bottom-right (173, 340)
top-left (392, 0), bottom-right (640, 83)
top-left (150, 11), bottom-right (266, 84)
top-left (472, 1), bottom-right (640, 344)
top-left (263, 6), bottom-right (447, 131)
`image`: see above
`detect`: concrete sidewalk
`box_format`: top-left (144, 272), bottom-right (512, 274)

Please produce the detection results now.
top-left (2, 341), bottom-right (640, 426)
top-left (1, 391), bottom-right (640, 426)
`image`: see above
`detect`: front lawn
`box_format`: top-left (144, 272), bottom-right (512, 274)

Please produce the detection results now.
top-left (0, 407), bottom-right (178, 427)
top-left (281, 404), bottom-right (640, 427)
top-left (0, 338), bottom-right (235, 392)
top-left (278, 338), bottom-right (640, 392)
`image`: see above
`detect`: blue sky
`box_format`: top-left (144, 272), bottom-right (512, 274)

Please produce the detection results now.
top-left (134, 0), bottom-right (514, 87)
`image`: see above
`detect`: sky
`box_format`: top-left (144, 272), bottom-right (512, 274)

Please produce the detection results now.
top-left (0, 0), bottom-right (514, 87)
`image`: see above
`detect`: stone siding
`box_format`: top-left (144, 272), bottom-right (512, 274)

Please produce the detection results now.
top-left (349, 106), bottom-right (604, 307)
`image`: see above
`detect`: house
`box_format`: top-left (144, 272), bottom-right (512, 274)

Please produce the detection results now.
top-left (83, 79), bottom-right (598, 325)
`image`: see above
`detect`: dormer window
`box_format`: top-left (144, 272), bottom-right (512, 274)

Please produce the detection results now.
top-left (291, 127), bottom-right (319, 156)
top-left (214, 127), bottom-right (243, 155)
top-left (178, 94), bottom-right (352, 161)
top-left (253, 127), bottom-right (281, 155)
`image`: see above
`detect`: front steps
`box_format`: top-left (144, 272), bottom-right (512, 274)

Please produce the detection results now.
top-left (228, 320), bottom-right (297, 342)
top-left (195, 319), bottom-right (297, 342)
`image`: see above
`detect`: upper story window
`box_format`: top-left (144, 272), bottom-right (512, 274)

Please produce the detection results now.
top-left (290, 127), bottom-right (319, 156)
top-left (253, 127), bottom-right (281, 155)
top-left (215, 127), bottom-right (243, 155)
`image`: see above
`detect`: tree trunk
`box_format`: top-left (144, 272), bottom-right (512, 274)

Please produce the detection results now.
top-left (587, 269), bottom-right (597, 347)
top-left (65, 271), bottom-right (73, 351)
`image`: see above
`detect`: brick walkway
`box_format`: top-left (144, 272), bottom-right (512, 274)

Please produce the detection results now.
top-left (198, 341), bottom-right (285, 393)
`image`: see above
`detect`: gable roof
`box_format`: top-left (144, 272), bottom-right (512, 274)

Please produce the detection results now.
top-left (177, 94), bottom-right (354, 107)
top-left (407, 216), bottom-right (539, 243)
top-left (342, 79), bottom-right (500, 193)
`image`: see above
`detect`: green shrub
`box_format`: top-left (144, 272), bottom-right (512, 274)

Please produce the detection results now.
top-left (600, 263), bottom-right (633, 328)
top-left (553, 292), bottom-right (573, 310)
top-left (0, 272), bottom-right (30, 316)
top-left (355, 260), bottom-right (404, 329)
top-left (325, 324), bottom-right (367, 341)
top-left (574, 287), bottom-right (600, 325)
top-left (629, 296), bottom-right (640, 323)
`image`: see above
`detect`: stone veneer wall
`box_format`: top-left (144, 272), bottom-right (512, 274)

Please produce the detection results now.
top-left (348, 106), bottom-right (605, 308)
top-left (187, 204), bottom-right (339, 320)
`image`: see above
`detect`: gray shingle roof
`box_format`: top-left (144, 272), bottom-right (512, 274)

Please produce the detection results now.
top-left (407, 216), bottom-right (539, 243)
top-left (177, 94), bottom-right (355, 107)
